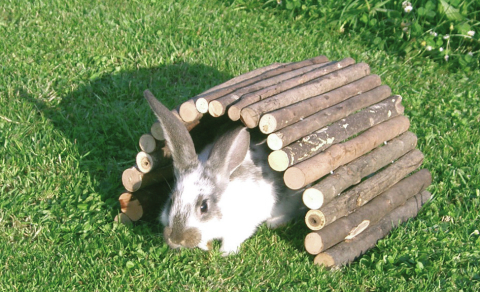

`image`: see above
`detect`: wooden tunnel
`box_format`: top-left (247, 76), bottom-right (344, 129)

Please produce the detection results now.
top-left (116, 56), bottom-right (432, 267)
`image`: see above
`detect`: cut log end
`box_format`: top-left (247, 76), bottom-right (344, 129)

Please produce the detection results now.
top-left (118, 192), bottom-right (143, 221)
top-left (136, 152), bottom-right (154, 173)
top-left (208, 100), bottom-right (225, 117)
top-left (267, 133), bottom-right (284, 151)
top-left (268, 150), bottom-right (290, 172)
top-left (122, 168), bottom-right (142, 192)
top-left (284, 167), bottom-right (307, 190)
top-left (239, 107), bottom-right (260, 128)
top-left (195, 98), bottom-right (209, 114)
top-left (139, 134), bottom-right (157, 153)
top-left (303, 188), bottom-right (324, 210)
top-left (313, 253), bottom-right (335, 268)
top-left (259, 114), bottom-right (278, 134)
top-left (114, 213), bottom-right (133, 226)
top-left (150, 122), bottom-right (165, 141)
top-left (305, 209), bottom-right (326, 231)
top-left (228, 105), bottom-right (242, 121)
top-left (305, 232), bottom-right (324, 255)
top-left (179, 100), bottom-right (201, 123)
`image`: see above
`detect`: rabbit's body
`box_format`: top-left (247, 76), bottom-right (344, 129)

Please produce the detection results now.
top-left (144, 90), bottom-right (304, 255)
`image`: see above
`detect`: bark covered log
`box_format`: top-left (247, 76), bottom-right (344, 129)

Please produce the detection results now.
top-left (228, 58), bottom-right (358, 122)
top-left (306, 149), bottom-right (425, 230)
top-left (302, 131), bottom-right (417, 210)
top-left (208, 62), bottom-right (331, 117)
top-left (195, 62), bottom-right (288, 113)
top-left (268, 95), bottom-right (404, 171)
top-left (313, 190), bottom-right (432, 268)
top-left (185, 56), bottom-right (329, 120)
top-left (139, 133), bottom-right (164, 153)
top-left (117, 183), bottom-right (171, 222)
top-left (177, 62), bottom-right (286, 122)
top-left (282, 115), bottom-right (410, 190)
top-left (122, 165), bottom-right (174, 192)
top-left (266, 85), bottom-right (392, 151)
top-left (259, 74), bottom-right (382, 134)
top-left (239, 62), bottom-right (371, 128)
top-left (305, 169), bottom-right (432, 254)
top-left (136, 147), bottom-right (172, 174)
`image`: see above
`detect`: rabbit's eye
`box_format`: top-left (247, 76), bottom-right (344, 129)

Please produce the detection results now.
top-left (200, 199), bottom-right (208, 214)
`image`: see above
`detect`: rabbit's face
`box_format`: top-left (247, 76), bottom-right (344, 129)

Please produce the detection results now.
top-left (161, 167), bottom-right (225, 250)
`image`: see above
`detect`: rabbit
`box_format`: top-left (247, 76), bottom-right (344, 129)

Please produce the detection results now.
top-left (143, 90), bottom-right (305, 255)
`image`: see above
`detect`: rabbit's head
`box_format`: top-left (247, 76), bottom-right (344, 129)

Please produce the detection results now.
top-left (144, 91), bottom-right (250, 251)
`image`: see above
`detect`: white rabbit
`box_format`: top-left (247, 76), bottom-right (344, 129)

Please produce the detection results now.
top-left (144, 90), bottom-right (305, 255)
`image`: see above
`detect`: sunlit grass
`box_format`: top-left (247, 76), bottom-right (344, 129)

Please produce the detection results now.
top-left (1, 0), bottom-right (479, 290)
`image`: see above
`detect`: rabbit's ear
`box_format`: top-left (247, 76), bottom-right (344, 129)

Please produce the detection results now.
top-left (207, 126), bottom-right (250, 176)
top-left (144, 90), bottom-right (199, 172)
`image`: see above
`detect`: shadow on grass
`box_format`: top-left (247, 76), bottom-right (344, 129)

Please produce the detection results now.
top-left (23, 61), bottom-right (310, 254)
top-left (22, 62), bottom-right (230, 225)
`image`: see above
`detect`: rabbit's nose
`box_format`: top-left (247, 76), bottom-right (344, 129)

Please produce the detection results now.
top-left (168, 227), bottom-right (201, 248)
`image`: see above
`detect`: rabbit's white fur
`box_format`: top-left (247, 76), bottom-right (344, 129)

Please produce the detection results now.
top-left (144, 90), bottom-right (304, 255)
top-left (161, 143), bottom-right (293, 254)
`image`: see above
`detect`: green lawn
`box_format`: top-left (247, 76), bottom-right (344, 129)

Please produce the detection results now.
top-left (1, 0), bottom-right (479, 290)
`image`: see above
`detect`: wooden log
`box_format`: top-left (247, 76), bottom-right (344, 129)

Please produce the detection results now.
top-left (118, 183), bottom-right (172, 222)
top-left (195, 62), bottom-right (288, 113)
top-left (266, 85), bottom-right (392, 151)
top-left (302, 131), bottom-right (417, 210)
top-left (114, 213), bottom-right (133, 226)
top-left (283, 115), bottom-right (410, 190)
top-left (136, 146), bottom-right (172, 173)
top-left (306, 149), bottom-right (425, 230)
top-left (177, 63), bottom-right (285, 122)
top-left (239, 62), bottom-right (371, 128)
top-left (228, 58), bottom-right (358, 122)
top-left (305, 169), bottom-right (432, 254)
top-left (150, 121), bottom-right (165, 141)
top-left (122, 165), bottom-right (174, 192)
top-left (119, 192), bottom-right (143, 221)
top-left (189, 56), bottom-right (329, 117)
top-left (259, 75), bottom-right (382, 134)
top-left (313, 190), bottom-right (432, 268)
top-left (269, 95), bottom-right (404, 171)
top-left (139, 133), bottom-right (164, 153)
top-left (208, 61), bottom-right (332, 117)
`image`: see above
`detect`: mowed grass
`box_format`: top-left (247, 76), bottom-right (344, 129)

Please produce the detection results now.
top-left (1, 0), bottom-right (479, 290)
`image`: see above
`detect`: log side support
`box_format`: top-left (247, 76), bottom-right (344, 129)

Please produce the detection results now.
top-left (313, 191), bottom-right (432, 268)
top-left (302, 131), bottom-right (417, 209)
top-left (306, 149), bottom-right (425, 230)
top-left (304, 169), bottom-right (432, 255)
top-left (122, 166), bottom-right (174, 192)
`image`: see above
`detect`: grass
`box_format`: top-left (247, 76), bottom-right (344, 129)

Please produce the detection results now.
top-left (1, 0), bottom-right (479, 290)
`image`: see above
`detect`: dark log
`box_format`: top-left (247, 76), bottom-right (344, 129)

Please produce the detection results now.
top-left (122, 165), bottom-right (174, 192)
